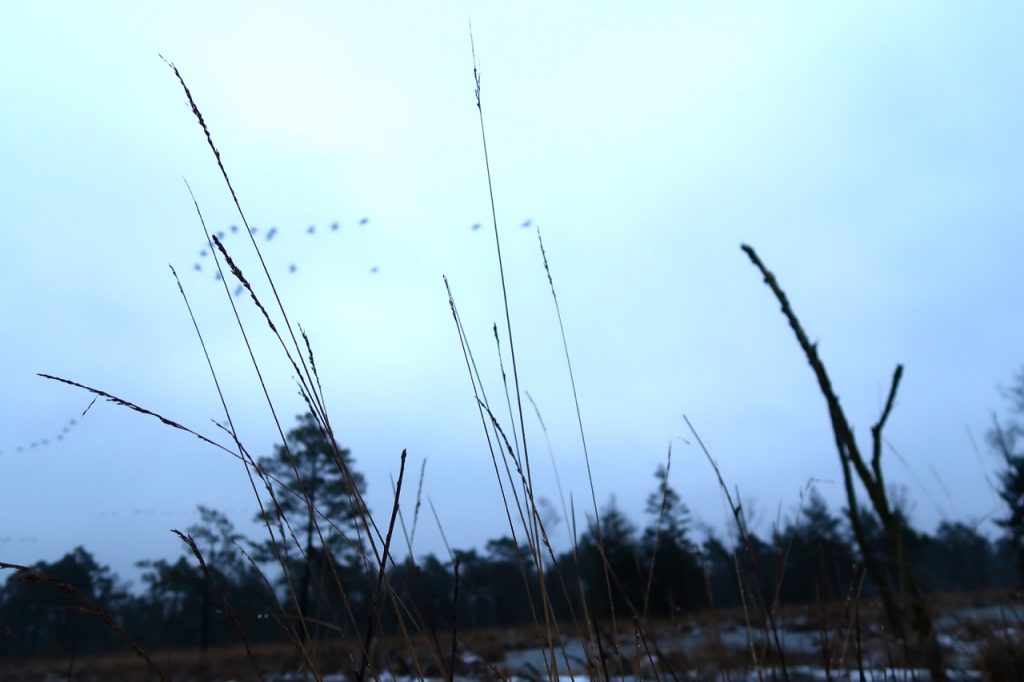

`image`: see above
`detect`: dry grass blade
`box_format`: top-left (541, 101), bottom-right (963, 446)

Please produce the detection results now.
top-left (449, 555), bottom-right (461, 682)
top-left (162, 57), bottom-right (327, 428)
top-left (493, 323), bottom-right (522, 462)
top-left (188, 152), bottom-right (388, 648)
top-left (411, 457), bottom-right (427, 549)
top-left (443, 276), bottom-right (544, 630)
top-left (173, 530), bottom-right (265, 681)
top-left (357, 449), bottom-right (408, 682)
top-left (684, 414), bottom-right (787, 682)
top-left (184, 165), bottom-right (382, 651)
top-left (468, 30), bottom-right (537, 575)
top-left (535, 225), bottom-right (620, 662)
top-left (210, 235), bottom-right (278, 335)
top-left (169, 221), bottom-right (322, 656)
top-left (0, 561), bottom-right (167, 680)
top-left (525, 391), bottom-right (572, 534)
top-left (37, 373), bottom-right (230, 452)
top-left (206, 232), bottom-right (317, 412)
top-left (428, 496), bottom-right (455, 563)
top-left (642, 444), bottom-right (672, 623)
top-left (300, 324), bottom-right (328, 417)
top-left (536, 226), bottom-right (595, 516)
top-left (81, 396), bottom-right (98, 417)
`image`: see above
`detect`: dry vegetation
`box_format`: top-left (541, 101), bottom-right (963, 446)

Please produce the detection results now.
top-left (2, 51), bottom-right (1022, 682)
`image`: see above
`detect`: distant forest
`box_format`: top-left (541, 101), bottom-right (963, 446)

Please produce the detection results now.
top-left (4, 363), bottom-right (1024, 662)
top-left (1, 453), bottom-right (1020, 660)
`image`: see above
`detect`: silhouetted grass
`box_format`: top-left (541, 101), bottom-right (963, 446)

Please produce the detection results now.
top-left (0, 560), bottom-right (167, 680)
top-left (9, 40), bottom-right (1022, 682)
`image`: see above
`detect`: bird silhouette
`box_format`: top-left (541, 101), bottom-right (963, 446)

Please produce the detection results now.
top-left (1, 404), bottom-right (89, 457)
top-left (521, 219), bottom-right (532, 228)
top-left (472, 223), bottom-right (481, 231)
top-left (186, 217), bottom-right (384, 287)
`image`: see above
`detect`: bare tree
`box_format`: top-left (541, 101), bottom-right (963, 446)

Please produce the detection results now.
top-left (742, 244), bottom-right (946, 678)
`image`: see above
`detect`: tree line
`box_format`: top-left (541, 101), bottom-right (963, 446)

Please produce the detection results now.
top-left (2, 374), bottom-right (1023, 661)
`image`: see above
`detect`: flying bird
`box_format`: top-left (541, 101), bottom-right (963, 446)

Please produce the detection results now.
top-left (521, 219), bottom-right (532, 228)
top-left (472, 223), bottom-right (481, 231)
top-left (188, 216), bottom-right (379, 288)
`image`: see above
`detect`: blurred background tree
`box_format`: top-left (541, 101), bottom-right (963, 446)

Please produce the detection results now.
top-left (989, 368), bottom-right (1024, 582)
top-left (251, 413), bottom-right (370, 636)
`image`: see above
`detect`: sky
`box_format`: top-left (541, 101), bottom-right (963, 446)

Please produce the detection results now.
top-left (2, 2), bottom-right (1023, 586)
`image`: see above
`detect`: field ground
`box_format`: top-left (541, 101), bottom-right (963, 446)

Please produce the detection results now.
top-left (4, 591), bottom-right (1021, 681)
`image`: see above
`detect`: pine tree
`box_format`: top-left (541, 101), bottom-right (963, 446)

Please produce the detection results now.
top-left (642, 464), bottom-right (705, 615)
top-left (989, 369), bottom-right (1024, 582)
top-left (252, 413), bottom-right (370, 634)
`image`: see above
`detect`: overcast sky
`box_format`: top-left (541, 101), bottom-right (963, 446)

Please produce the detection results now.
top-left (2, 2), bottom-right (1023, 585)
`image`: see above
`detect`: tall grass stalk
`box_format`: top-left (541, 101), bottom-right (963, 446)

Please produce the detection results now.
top-left (536, 224), bottom-right (625, 675)
top-left (465, 40), bottom-right (576, 682)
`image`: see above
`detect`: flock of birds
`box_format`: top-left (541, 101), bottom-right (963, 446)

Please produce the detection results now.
top-left (0, 409), bottom-right (87, 457)
top-left (0, 215), bottom-right (546, 563)
top-left (189, 217), bottom-right (374, 298)
top-left (187, 216), bottom-right (537, 297)
top-left (2, 216), bottom-right (536, 459)
top-left (472, 218), bottom-right (533, 231)
top-left (0, 215), bottom-right (545, 554)
top-left (0, 535), bottom-right (38, 546)
top-left (0, 502), bottom-right (254, 548)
